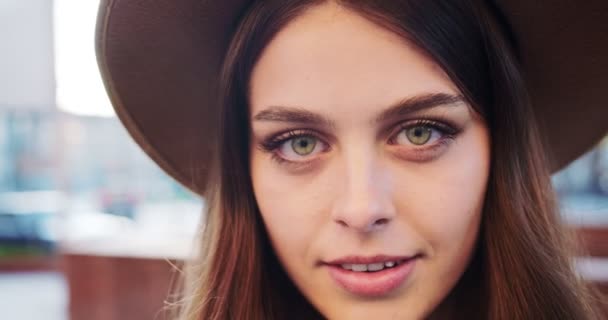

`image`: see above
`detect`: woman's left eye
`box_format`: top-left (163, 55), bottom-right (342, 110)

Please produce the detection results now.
top-left (394, 125), bottom-right (440, 146)
top-left (389, 120), bottom-right (458, 148)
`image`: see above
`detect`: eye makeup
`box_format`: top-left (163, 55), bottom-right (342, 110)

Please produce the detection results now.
top-left (255, 115), bottom-right (465, 168)
top-left (258, 129), bottom-right (328, 153)
top-left (384, 117), bottom-right (463, 162)
top-left (256, 128), bottom-right (331, 170)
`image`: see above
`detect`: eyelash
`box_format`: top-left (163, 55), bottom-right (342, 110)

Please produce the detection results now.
top-left (387, 119), bottom-right (459, 144)
top-left (258, 118), bottom-right (462, 166)
top-left (260, 129), bottom-right (321, 151)
top-left (259, 129), bottom-right (327, 166)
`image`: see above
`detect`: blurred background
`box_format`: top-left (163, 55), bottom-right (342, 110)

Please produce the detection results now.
top-left (0, 1), bottom-right (606, 319)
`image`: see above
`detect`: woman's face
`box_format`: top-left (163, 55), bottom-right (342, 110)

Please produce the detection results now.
top-left (249, 3), bottom-right (490, 319)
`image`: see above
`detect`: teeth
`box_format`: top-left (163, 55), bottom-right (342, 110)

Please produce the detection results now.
top-left (367, 263), bottom-right (384, 272)
top-left (340, 261), bottom-right (400, 272)
top-left (351, 264), bottom-right (368, 272)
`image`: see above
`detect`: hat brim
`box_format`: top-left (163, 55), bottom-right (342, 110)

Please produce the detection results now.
top-left (96, 0), bottom-right (608, 196)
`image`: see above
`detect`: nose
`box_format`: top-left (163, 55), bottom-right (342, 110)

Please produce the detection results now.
top-left (331, 150), bottom-right (396, 234)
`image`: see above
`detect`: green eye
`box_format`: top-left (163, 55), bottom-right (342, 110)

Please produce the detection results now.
top-left (291, 137), bottom-right (317, 155)
top-left (406, 126), bottom-right (432, 145)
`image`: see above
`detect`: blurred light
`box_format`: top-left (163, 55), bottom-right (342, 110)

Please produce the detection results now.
top-left (54, 0), bottom-right (115, 117)
top-left (0, 0), bottom-right (55, 110)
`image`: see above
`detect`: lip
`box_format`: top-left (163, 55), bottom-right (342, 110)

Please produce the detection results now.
top-left (324, 254), bottom-right (420, 297)
top-left (325, 254), bottom-right (413, 265)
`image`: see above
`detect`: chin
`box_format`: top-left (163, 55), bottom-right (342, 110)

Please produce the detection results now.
top-left (311, 296), bottom-right (433, 320)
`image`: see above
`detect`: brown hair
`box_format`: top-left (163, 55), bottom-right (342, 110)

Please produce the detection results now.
top-left (172, 1), bottom-right (602, 319)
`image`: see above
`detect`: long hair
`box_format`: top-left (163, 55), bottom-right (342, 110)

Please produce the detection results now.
top-left (174, 1), bottom-right (602, 319)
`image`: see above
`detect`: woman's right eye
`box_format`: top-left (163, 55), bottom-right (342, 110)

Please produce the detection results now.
top-left (259, 129), bottom-right (330, 165)
top-left (277, 135), bottom-right (326, 162)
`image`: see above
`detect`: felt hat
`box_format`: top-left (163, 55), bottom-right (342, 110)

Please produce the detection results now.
top-left (96, 0), bottom-right (608, 196)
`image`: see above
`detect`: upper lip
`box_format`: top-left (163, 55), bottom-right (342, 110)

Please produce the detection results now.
top-left (324, 254), bottom-right (420, 265)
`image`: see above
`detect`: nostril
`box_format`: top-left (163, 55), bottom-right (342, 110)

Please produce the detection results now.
top-left (335, 217), bottom-right (391, 230)
top-left (374, 218), bottom-right (390, 226)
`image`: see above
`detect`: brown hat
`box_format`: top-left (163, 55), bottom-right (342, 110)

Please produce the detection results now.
top-left (96, 0), bottom-right (608, 196)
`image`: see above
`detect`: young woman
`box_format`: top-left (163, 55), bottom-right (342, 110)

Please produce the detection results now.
top-left (96, 0), bottom-right (607, 319)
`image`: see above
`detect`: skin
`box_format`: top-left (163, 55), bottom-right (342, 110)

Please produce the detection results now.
top-left (249, 2), bottom-right (490, 319)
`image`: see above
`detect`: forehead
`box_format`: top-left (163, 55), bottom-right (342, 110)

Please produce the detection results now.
top-left (249, 2), bottom-right (459, 118)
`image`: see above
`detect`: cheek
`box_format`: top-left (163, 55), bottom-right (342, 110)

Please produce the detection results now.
top-left (408, 160), bottom-right (487, 248)
top-left (250, 152), bottom-right (329, 259)
top-left (401, 122), bottom-right (489, 262)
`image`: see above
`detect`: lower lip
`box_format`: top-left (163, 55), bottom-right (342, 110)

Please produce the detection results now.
top-left (326, 258), bottom-right (417, 297)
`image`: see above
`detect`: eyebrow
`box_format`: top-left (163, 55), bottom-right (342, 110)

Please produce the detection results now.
top-left (252, 93), bottom-right (465, 127)
top-left (374, 93), bottom-right (465, 123)
top-left (253, 106), bottom-right (336, 128)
